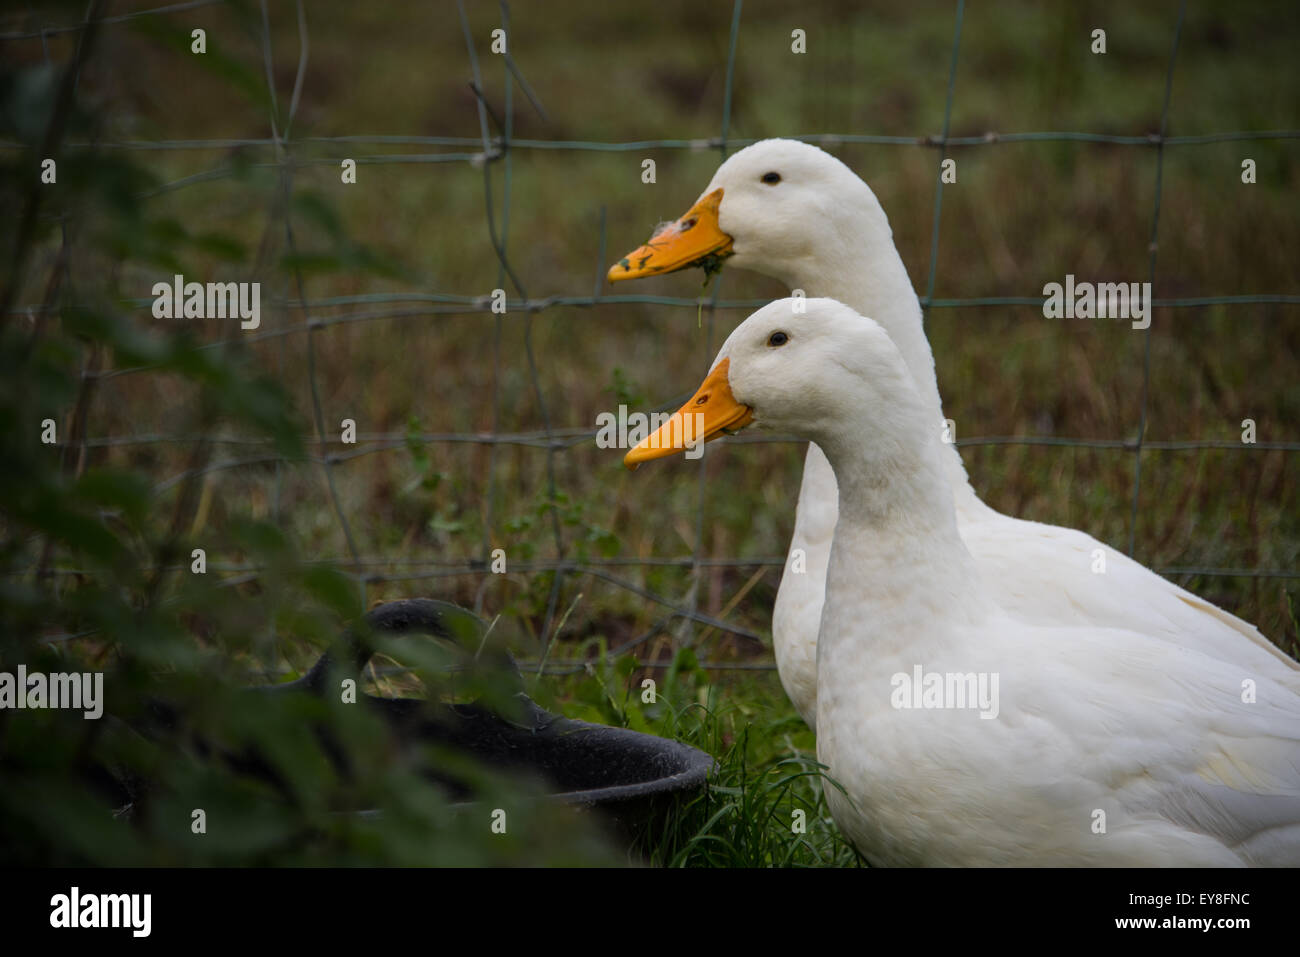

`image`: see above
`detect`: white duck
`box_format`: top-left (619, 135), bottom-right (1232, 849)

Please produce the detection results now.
top-left (625, 298), bottom-right (1300, 866)
top-left (610, 138), bottom-right (1298, 728)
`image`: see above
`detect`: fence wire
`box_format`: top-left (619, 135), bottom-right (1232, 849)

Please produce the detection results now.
top-left (6, 0), bottom-right (1299, 677)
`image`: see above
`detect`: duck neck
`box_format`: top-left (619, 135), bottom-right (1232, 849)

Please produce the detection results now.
top-left (807, 251), bottom-right (942, 420)
top-left (776, 225), bottom-right (981, 505)
top-left (814, 418), bottom-right (988, 652)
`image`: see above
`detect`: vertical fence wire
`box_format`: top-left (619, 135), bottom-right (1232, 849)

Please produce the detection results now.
top-left (682, 0), bottom-right (745, 648)
top-left (922, 0), bottom-right (965, 312)
top-left (261, 0), bottom-right (364, 609)
top-left (1128, 0), bottom-right (1187, 558)
top-left (457, 0), bottom-right (569, 656)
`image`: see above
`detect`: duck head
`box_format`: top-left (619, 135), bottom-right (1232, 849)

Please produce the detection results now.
top-left (624, 297), bottom-right (925, 469)
top-left (606, 139), bottom-right (892, 290)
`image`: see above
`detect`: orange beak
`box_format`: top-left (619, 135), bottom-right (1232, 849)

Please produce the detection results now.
top-left (624, 358), bottom-right (754, 469)
top-left (607, 188), bottom-right (734, 282)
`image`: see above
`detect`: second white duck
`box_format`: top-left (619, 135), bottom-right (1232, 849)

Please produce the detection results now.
top-left (626, 298), bottom-right (1300, 866)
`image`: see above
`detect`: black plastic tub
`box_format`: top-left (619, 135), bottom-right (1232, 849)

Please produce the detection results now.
top-left (111, 599), bottom-right (715, 852)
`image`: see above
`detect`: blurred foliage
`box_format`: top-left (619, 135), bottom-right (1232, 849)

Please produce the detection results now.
top-left (0, 16), bottom-right (620, 866)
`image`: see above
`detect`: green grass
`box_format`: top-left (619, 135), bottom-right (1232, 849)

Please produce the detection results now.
top-left (525, 645), bottom-right (860, 866)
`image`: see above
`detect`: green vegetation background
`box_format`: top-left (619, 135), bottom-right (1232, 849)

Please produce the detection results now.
top-left (1, 0), bottom-right (1296, 865)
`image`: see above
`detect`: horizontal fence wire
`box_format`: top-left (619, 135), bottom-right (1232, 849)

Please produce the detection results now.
top-left (6, 0), bottom-right (1298, 676)
top-left (8, 130), bottom-right (1300, 154)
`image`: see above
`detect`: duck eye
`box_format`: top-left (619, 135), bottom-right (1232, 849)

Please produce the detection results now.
top-left (761, 171), bottom-right (781, 185)
top-left (767, 331), bottom-right (789, 347)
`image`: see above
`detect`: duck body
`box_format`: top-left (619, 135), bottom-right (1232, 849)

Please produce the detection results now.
top-left (818, 513), bottom-right (1298, 866)
top-left (612, 138), bottom-right (1298, 729)
top-left (628, 298), bottom-right (1300, 865)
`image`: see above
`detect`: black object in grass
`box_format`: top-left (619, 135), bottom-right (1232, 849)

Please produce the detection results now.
top-left (98, 599), bottom-right (715, 846)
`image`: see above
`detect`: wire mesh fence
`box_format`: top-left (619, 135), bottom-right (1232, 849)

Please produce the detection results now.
top-left (6, 0), bottom-right (1299, 678)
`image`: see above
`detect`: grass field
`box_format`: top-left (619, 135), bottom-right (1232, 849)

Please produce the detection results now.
top-left (3, 0), bottom-right (1297, 865)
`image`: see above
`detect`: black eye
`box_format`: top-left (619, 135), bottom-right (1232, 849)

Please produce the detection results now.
top-left (761, 171), bottom-right (781, 185)
top-left (768, 331), bottom-right (789, 347)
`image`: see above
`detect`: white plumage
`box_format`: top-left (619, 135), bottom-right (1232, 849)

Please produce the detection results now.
top-left (690, 139), bottom-right (1299, 728)
top-left (708, 298), bottom-right (1300, 866)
